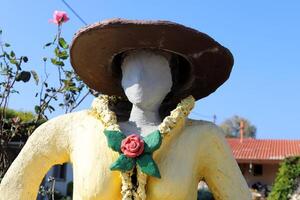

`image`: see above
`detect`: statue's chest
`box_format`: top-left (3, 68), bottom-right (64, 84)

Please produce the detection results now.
top-left (71, 129), bottom-right (199, 200)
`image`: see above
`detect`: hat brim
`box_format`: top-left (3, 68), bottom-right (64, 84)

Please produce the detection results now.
top-left (70, 18), bottom-right (234, 101)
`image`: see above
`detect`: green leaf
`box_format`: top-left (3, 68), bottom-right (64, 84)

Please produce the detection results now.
top-left (22, 56), bottom-right (28, 63)
top-left (58, 50), bottom-right (69, 60)
top-left (144, 130), bottom-right (162, 153)
top-left (54, 47), bottom-right (60, 57)
top-left (34, 105), bottom-right (41, 114)
top-left (58, 37), bottom-right (69, 49)
top-left (44, 42), bottom-right (52, 48)
top-left (11, 89), bottom-right (19, 94)
top-left (30, 70), bottom-right (39, 85)
top-left (48, 105), bottom-right (55, 112)
top-left (9, 58), bottom-right (18, 65)
top-left (104, 130), bottom-right (126, 152)
top-left (137, 153), bottom-right (161, 178)
top-left (54, 47), bottom-right (68, 60)
top-left (4, 43), bottom-right (10, 47)
top-left (15, 71), bottom-right (31, 82)
top-left (10, 51), bottom-right (15, 58)
top-left (51, 58), bottom-right (64, 66)
top-left (110, 154), bottom-right (135, 172)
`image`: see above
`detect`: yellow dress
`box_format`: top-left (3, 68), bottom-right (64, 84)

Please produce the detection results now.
top-left (0, 110), bottom-right (251, 200)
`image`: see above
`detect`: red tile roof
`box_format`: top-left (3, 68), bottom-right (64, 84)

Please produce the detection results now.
top-left (227, 138), bottom-right (300, 161)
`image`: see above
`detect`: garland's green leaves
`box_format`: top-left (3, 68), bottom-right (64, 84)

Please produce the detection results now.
top-left (110, 154), bottom-right (135, 172)
top-left (144, 130), bottom-right (162, 153)
top-left (104, 130), bottom-right (126, 152)
top-left (137, 153), bottom-right (161, 178)
top-left (105, 129), bottom-right (162, 178)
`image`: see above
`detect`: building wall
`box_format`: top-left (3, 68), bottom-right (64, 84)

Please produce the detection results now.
top-left (45, 163), bottom-right (73, 195)
top-left (239, 163), bottom-right (280, 187)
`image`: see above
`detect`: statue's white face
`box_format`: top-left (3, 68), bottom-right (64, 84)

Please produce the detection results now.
top-left (121, 50), bottom-right (172, 111)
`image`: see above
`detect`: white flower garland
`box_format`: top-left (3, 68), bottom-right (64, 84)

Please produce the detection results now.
top-left (91, 95), bottom-right (195, 200)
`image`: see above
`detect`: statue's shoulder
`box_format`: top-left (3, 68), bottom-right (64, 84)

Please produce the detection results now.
top-left (184, 118), bottom-right (225, 140)
top-left (40, 109), bottom-right (103, 129)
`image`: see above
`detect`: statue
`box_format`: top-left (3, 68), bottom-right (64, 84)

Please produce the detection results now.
top-left (0, 19), bottom-right (251, 200)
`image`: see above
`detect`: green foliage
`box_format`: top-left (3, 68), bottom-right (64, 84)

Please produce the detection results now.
top-left (15, 71), bottom-right (31, 82)
top-left (0, 107), bottom-right (45, 141)
top-left (58, 37), bottom-right (69, 49)
top-left (268, 156), bottom-right (300, 200)
top-left (1, 107), bottom-right (35, 122)
top-left (220, 115), bottom-right (257, 138)
top-left (0, 24), bottom-right (91, 179)
top-left (39, 30), bottom-right (91, 118)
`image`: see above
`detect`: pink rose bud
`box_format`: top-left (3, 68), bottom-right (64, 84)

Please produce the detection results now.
top-left (11, 117), bottom-right (20, 124)
top-left (50, 10), bottom-right (69, 25)
top-left (121, 134), bottom-right (144, 158)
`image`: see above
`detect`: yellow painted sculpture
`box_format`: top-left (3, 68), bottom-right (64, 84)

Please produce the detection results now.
top-left (0, 19), bottom-right (252, 200)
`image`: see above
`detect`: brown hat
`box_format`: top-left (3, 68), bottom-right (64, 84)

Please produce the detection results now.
top-left (70, 18), bottom-right (234, 102)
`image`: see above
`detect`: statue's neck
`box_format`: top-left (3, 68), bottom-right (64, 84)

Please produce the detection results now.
top-left (129, 105), bottom-right (161, 127)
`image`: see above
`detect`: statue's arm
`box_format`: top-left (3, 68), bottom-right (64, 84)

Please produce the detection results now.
top-left (199, 127), bottom-right (251, 200)
top-left (0, 116), bottom-right (71, 200)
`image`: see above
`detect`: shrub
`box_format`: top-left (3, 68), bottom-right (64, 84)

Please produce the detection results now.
top-left (267, 156), bottom-right (300, 200)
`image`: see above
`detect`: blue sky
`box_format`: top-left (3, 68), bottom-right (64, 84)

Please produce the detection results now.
top-left (0, 0), bottom-right (299, 139)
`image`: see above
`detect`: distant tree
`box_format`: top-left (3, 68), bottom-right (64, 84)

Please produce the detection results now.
top-left (219, 115), bottom-right (257, 138)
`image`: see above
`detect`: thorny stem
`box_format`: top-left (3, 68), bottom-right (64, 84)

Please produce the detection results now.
top-left (0, 35), bottom-right (21, 142)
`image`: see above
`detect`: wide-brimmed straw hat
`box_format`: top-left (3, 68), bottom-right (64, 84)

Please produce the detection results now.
top-left (70, 18), bottom-right (234, 102)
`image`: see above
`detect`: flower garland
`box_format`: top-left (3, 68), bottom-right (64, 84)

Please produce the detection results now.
top-left (91, 95), bottom-right (195, 200)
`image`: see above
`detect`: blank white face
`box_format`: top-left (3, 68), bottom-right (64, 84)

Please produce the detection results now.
top-left (121, 50), bottom-right (172, 111)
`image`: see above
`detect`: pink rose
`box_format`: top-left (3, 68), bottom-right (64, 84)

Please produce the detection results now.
top-left (11, 117), bottom-right (20, 124)
top-left (121, 134), bottom-right (144, 158)
top-left (50, 10), bottom-right (69, 25)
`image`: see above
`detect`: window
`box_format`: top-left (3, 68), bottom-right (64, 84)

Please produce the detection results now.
top-left (52, 163), bottom-right (67, 180)
top-left (252, 164), bottom-right (263, 176)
